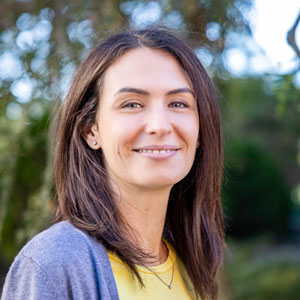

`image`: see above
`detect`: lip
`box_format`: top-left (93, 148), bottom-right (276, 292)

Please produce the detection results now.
top-left (133, 145), bottom-right (179, 160)
top-left (133, 145), bottom-right (179, 151)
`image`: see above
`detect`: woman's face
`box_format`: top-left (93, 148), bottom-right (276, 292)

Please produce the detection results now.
top-left (87, 47), bottom-right (199, 191)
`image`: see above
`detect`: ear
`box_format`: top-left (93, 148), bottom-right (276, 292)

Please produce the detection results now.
top-left (83, 123), bottom-right (101, 150)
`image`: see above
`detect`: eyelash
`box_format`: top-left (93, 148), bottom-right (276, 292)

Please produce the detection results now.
top-left (120, 100), bottom-right (189, 109)
top-left (121, 102), bottom-right (143, 109)
top-left (169, 101), bottom-right (189, 108)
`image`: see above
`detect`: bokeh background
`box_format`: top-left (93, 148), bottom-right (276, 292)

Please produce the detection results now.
top-left (0, 0), bottom-right (299, 298)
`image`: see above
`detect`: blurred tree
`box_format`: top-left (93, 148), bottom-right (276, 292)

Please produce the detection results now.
top-left (287, 10), bottom-right (300, 60)
top-left (220, 76), bottom-right (299, 238)
top-left (225, 238), bottom-right (300, 300)
top-left (223, 138), bottom-right (290, 237)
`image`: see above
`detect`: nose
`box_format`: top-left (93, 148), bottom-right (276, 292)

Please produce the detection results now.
top-left (144, 104), bottom-right (172, 136)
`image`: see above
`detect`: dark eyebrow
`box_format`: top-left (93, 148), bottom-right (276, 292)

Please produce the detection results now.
top-left (114, 87), bottom-right (150, 96)
top-left (114, 87), bottom-right (195, 97)
top-left (166, 88), bottom-right (195, 97)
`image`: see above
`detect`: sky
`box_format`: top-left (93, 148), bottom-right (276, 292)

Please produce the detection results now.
top-left (252, 0), bottom-right (300, 73)
top-left (225, 0), bottom-right (300, 82)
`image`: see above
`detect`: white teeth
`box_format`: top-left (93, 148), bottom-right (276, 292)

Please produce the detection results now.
top-left (136, 149), bottom-right (175, 153)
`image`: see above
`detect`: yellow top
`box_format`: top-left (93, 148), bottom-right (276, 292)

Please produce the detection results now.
top-left (108, 241), bottom-right (197, 300)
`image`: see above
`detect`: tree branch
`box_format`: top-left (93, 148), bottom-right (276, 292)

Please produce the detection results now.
top-left (287, 11), bottom-right (300, 59)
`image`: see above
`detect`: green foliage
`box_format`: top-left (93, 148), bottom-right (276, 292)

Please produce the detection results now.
top-left (223, 138), bottom-right (290, 237)
top-left (219, 76), bottom-right (299, 238)
top-left (225, 239), bottom-right (300, 300)
top-left (0, 107), bottom-right (50, 260)
top-left (273, 74), bottom-right (300, 117)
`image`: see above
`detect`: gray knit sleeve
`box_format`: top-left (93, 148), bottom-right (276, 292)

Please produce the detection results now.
top-left (1, 253), bottom-right (58, 300)
top-left (1, 222), bottom-right (119, 300)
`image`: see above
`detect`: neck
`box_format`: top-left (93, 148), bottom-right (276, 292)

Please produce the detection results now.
top-left (114, 183), bottom-right (172, 265)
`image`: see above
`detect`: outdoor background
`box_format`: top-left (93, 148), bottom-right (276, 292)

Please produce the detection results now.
top-left (0, 0), bottom-right (299, 299)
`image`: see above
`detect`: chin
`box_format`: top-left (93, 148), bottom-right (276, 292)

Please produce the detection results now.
top-left (134, 174), bottom-right (185, 189)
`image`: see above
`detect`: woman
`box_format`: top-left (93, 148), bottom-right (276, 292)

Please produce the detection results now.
top-left (2, 28), bottom-right (224, 300)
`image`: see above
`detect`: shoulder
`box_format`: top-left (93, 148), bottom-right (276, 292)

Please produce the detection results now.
top-left (2, 222), bottom-right (117, 300)
top-left (22, 220), bottom-right (100, 253)
top-left (21, 221), bottom-right (107, 268)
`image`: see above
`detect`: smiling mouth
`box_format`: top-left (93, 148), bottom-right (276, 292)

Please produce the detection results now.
top-left (133, 149), bottom-right (178, 154)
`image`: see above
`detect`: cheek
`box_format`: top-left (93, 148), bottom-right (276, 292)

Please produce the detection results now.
top-left (100, 116), bottom-right (144, 154)
top-left (190, 116), bottom-right (200, 142)
top-left (176, 115), bottom-right (199, 145)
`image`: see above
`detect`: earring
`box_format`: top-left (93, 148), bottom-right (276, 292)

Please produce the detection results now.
top-left (93, 141), bottom-right (97, 146)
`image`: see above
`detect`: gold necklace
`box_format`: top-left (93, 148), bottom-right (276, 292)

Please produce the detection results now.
top-left (144, 241), bottom-right (175, 289)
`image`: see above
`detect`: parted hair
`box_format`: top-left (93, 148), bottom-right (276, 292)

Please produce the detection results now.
top-left (55, 27), bottom-right (224, 300)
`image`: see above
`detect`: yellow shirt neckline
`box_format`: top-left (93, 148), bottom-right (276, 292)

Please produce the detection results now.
top-left (108, 240), bottom-right (177, 274)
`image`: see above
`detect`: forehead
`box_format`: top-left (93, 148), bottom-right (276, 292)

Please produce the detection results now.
top-left (102, 47), bottom-right (192, 92)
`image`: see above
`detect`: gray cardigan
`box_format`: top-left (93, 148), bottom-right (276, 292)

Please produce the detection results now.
top-left (1, 221), bottom-right (119, 300)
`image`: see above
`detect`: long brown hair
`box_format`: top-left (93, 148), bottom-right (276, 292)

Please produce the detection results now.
top-left (55, 27), bottom-right (224, 300)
